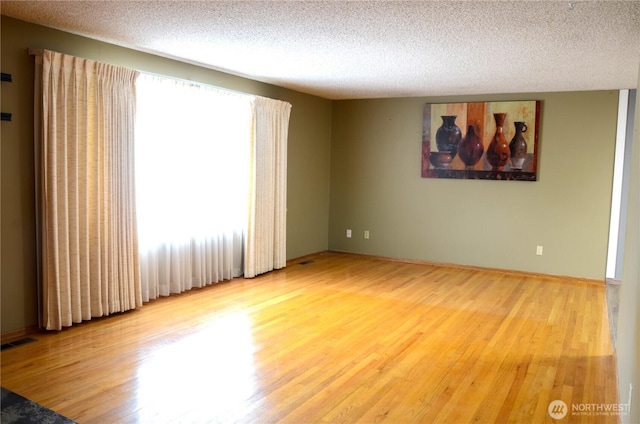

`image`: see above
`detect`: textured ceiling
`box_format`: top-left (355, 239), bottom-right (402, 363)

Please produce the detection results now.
top-left (2, 1), bottom-right (640, 99)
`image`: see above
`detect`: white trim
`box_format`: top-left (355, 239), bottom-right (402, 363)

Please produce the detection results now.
top-left (606, 89), bottom-right (629, 279)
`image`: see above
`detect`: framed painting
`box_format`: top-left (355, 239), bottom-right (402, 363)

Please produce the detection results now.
top-left (421, 100), bottom-right (541, 181)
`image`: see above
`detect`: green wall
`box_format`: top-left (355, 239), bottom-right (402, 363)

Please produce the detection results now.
top-left (0, 16), bottom-right (332, 333)
top-left (329, 93), bottom-right (618, 280)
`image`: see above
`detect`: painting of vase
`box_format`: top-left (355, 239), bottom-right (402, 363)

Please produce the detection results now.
top-left (421, 100), bottom-right (540, 181)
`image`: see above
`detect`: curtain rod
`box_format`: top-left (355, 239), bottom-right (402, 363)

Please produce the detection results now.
top-left (27, 48), bottom-right (291, 107)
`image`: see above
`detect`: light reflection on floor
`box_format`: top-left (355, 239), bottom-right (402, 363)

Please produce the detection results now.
top-left (136, 311), bottom-right (261, 422)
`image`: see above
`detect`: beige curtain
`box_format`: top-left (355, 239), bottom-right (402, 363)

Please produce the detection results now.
top-left (35, 50), bottom-right (142, 330)
top-left (244, 97), bottom-right (292, 278)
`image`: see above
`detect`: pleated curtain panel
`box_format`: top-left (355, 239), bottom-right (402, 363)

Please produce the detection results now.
top-left (244, 97), bottom-right (292, 278)
top-left (33, 50), bottom-right (292, 330)
top-left (35, 50), bottom-right (142, 330)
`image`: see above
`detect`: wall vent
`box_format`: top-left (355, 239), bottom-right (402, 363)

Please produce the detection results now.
top-left (1, 337), bottom-right (36, 351)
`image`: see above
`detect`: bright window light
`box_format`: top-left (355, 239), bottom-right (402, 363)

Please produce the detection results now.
top-left (135, 74), bottom-right (252, 253)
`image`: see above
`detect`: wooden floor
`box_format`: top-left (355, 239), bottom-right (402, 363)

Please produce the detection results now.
top-left (1, 252), bottom-right (619, 423)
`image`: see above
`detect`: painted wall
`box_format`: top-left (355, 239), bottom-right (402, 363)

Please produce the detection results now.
top-left (616, 62), bottom-right (640, 424)
top-left (0, 16), bottom-right (332, 333)
top-left (329, 92), bottom-right (618, 280)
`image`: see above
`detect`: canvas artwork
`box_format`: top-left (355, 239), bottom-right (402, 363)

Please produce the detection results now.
top-left (421, 100), bottom-right (541, 181)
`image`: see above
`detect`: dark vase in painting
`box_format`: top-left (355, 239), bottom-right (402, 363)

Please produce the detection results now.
top-left (435, 115), bottom-right (462, 158)
top-left (458, 125), bottom-right (484, 168)
top-left (509, 121), bottom-right (528, 170)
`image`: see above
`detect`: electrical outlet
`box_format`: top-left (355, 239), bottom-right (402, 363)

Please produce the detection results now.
top-left (364, 230), bottom-right (370, 239)
top-left (346, 229), bottom-right (352, 238)
top-left (536, 245), bottom-right (543, 256)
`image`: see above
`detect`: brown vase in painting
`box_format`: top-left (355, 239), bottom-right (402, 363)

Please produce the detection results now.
top-left (509, 121), bottom-right (528, 170)
top-left (486, 113), bottom-right (510, 171)
top-left (458, 125), bottom-right (484, 169)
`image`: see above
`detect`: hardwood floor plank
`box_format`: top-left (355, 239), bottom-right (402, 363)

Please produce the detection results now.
top-left (1, 253), bottom-right (618, 423)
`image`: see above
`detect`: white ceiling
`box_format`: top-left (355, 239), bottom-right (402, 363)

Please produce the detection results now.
top-left (2, 0), bottom-right (639, 100)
